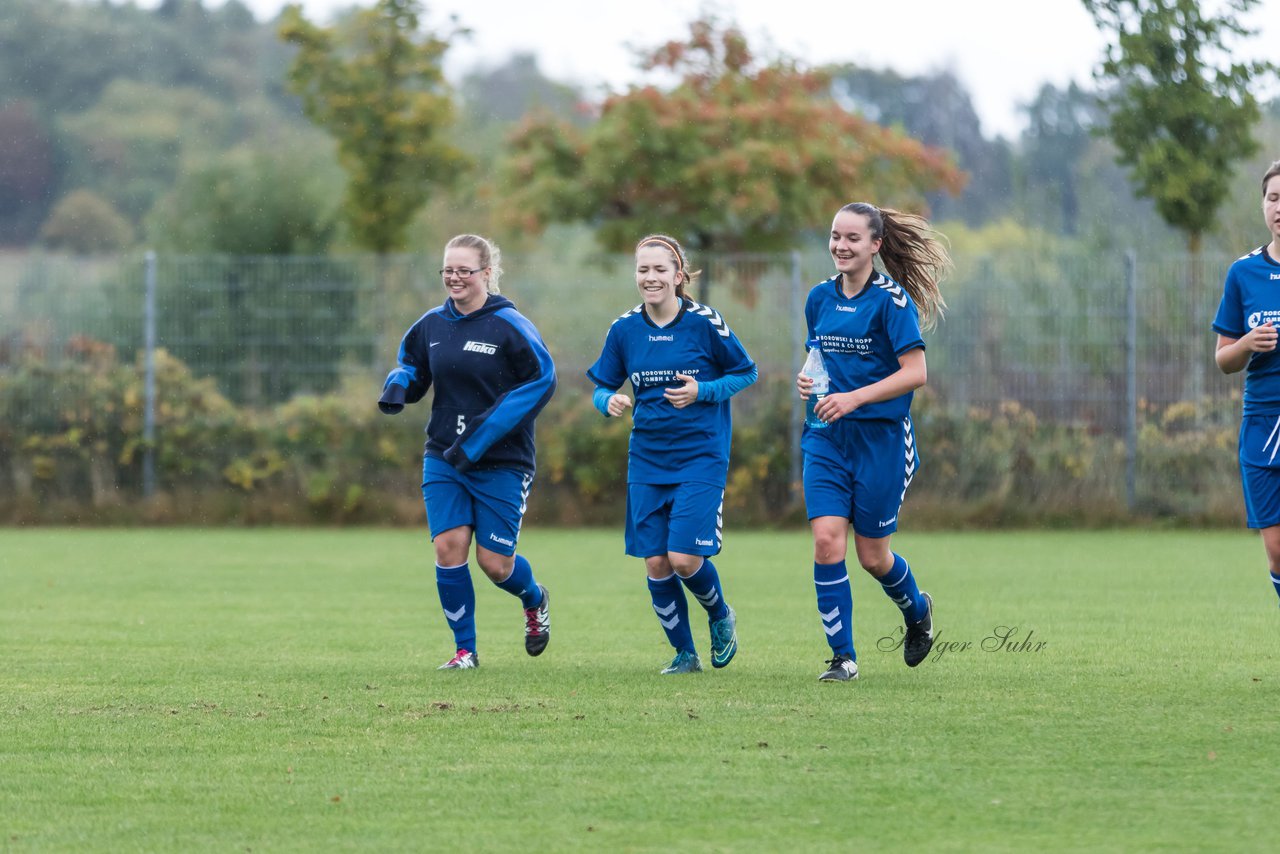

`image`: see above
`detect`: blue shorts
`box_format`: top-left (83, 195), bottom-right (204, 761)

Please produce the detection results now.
top-left (1239, 415), bottom-right (1280, 528)
top-left (625, 482), bottom-right (724, 558)
top-left (802, 417), bottom-right (919, 538)
top-left (422, 455), bottom-right (532, 556)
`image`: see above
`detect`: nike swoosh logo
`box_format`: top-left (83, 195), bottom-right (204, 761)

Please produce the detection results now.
top-left (430, 342), bottom-right (441, 347)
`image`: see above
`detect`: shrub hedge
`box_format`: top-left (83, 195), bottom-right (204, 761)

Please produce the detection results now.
top-left (0, 341), bottom-right (1242, 527)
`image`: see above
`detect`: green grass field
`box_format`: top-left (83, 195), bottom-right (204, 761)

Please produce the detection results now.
top-left (1, 527), bottom-right (1275, 851)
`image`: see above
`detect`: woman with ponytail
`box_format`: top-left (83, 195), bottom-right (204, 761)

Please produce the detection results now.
top-left (588, 234), bottom-right (757, 675)
top-left (797, 203), bottom-right (952, 682)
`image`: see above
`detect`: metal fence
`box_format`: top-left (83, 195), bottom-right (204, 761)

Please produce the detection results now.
top-left (0, 243), bottom-right (1245, 516)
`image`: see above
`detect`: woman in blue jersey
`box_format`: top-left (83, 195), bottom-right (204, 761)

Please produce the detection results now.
top-left (588, 234), bottom-right (757, 674)
top-left (796, 203), bottom-right (952, 682)
top-left (1213, 159), bottom-right (1280, 608)
top-left (379, 234), bottom-right (557, 671)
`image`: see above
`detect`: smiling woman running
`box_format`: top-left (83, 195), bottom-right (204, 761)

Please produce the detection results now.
top-left (797, 203), bottom-right (952, 682)
top-left (379, 234), bottom-right (557, 671)
top-left (588, 234), bottom-right (757, 674)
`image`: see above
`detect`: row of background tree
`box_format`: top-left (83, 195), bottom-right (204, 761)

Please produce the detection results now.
top-left (2, 0), bottom-right (1278, 259)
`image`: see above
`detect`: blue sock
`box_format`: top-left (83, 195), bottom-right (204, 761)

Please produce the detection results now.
top-left (1271, 572), bottom-right (1280, 607)
top-left (494, 554), bottom-right (543, 608)
top-left (879, 553), bottom-right (927, 623)
top-left (435, 562), bottom-right (476, 652)
top-left (815, 561), bottom-right (855, 658)
top-left (679, 558), bottom-right (730, 621)
top-left (648, 574), bottom-right (696, 653)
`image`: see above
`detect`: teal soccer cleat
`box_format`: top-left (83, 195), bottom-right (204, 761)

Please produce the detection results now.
top-left (660, 650), bottom-right (703, 675)
top-left (709, 606), bottom-right (738, 668)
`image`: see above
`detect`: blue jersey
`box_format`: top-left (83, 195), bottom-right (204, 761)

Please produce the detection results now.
top-left (379, 293), bottom-right (557, 474)
top-left (804, 272), bottom-right (925, 422)
top-left (1212, 246), bottom-right (1280, 416)
top-left (588, 298), bottom-right (755, 487)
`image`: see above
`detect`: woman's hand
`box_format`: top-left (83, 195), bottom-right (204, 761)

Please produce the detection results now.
top-left (814, 390), bottom-right (861, 424)
top-left (1216, 326), bottom-right (1275, 374)
top-left (664, 373), bottom-right (699, 409)
top-left (796, 372), bottom-right (814, 400)
top-left (607, 393), bottom-right (633, 417)
top-left (1242, 322), bottom-right (1278, 353)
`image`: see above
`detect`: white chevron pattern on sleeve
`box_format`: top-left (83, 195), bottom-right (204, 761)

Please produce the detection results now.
top-left (611, 304), bottom-right (643, 325)
top-left (689, 301), bottom-right (731, 338)
top-left (878, 276), bottom-right (909, 309)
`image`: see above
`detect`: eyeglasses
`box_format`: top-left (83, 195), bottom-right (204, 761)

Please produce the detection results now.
top-left (439, 267), bottom-right (485, 279)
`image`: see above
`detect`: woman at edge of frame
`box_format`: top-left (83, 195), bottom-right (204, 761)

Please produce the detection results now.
top-left (1212, 158), bottom-right (1280, 610)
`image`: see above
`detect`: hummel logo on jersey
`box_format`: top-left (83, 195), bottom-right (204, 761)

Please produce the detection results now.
top-left (878, 516), bottom-right (897, 527)
top-left (836, 305), bottom-right (858, 313)
top-left (488, 532), bottom-right (514, 547)
top-left (695, 538), bottom-right (714, 547)
top-left (1272, 273), bottom-right (1280, 280)
top-left (649, 334), bottom-right (674, 342)
top-left (463, 340), bottom-right (497, 354)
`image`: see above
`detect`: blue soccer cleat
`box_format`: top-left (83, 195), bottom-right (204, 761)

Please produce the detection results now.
top-left (660, 649), bottom-right (703, 675)
top-left (709, 606), bottom-right (738, 668)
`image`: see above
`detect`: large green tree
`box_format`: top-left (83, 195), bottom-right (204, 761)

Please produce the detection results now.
top-left (1083, 0), bottom-right (1275, 253)
top-left (501, 17), bottom-right (964, 254)
top-left (279, 0), bottom-right (468, 253)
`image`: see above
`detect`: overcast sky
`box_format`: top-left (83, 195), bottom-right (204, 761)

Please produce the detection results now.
top-left (151, 0), bottom-right (1280, 139)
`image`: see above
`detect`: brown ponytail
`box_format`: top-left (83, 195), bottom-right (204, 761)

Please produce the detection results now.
top-left (838, 203), bottom-right (952, 330)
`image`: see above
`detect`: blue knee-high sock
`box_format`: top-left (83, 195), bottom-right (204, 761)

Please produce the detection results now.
top-left (648, 574), bottom-right (696, 653)
top-left (1271, 572), bottom-right (1280, 607)
top-left (436, 562), bottom-right (476, 652)
top-left (494, 554), bottom-right (543, 608)
top-left (679, 558), bottom-right (730, 621)
top-left (879, 553), bottom-right (927, 623)
top-left (815, 561), bottom-right (855, 658)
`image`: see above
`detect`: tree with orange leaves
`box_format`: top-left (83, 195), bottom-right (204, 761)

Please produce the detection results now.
top-left (501, 16), bottom-right (965, 253)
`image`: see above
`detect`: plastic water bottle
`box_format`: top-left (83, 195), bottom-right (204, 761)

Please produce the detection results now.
top-left (802, 339), bottom-right (829, 429)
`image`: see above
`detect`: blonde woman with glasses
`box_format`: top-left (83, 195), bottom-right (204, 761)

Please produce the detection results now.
top-left (379, 234), bottom-right (557, 670)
